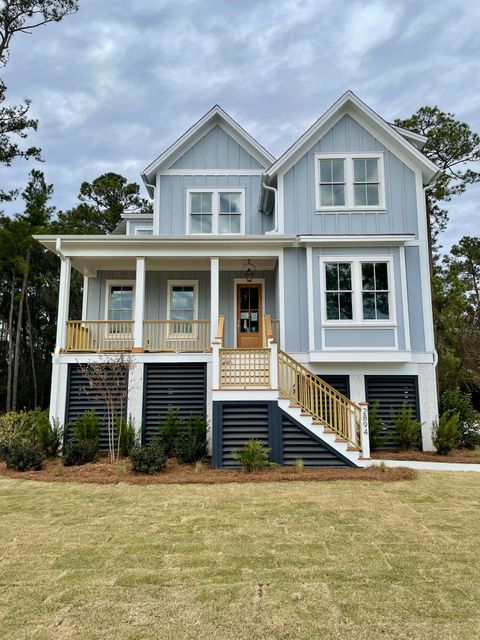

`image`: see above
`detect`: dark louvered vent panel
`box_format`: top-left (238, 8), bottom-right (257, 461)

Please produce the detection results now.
top-left (65, 364), bottom-right (128, 451)
top-left (317, 375), bottom-right (350, 398)
top-left (221, 403), bottom-right (269, 467)
top-left (282, 412), bottom-right (349, 467)
top-left (365, 376), bottom-right (420, 450)
top-left (143, 363), bottom-right (206, 444)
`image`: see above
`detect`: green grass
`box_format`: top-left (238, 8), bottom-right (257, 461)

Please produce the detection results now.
top-left (0, 473), bottom-right (479, 639)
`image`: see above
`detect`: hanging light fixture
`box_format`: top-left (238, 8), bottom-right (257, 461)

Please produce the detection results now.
top-left (242, 259), bottom-right (256, 283)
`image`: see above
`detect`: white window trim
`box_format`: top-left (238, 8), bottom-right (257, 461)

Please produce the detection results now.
top-left (319, 256), bottom-right (396, 326)
top-left (126, 220), bottom-right (154, 235)
top-left (133, 226), bottom-right (154, 236)
top-left (104, 280), bottom-right (136, 334)
top-left (186, 188), bottom-right (246, 236)
top-left (167, 280), bottom-right (199, 336)
top-left (314, 153), bottom-right (385, 212)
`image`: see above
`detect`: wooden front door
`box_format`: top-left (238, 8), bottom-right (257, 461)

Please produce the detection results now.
top-left (236, 283), bottom-right (262, 348)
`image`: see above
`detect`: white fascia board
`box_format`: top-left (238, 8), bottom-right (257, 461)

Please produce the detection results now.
top-left (297, 234), bottom-right (414, 246)
top-left (265, 91), bottom-right (440, 183)
top-left (389, 124), bottom-right (428, 149)
top-left (120, 213), bottom-right (153, 220)
top-left (142, 105), bottom-right (275, 181)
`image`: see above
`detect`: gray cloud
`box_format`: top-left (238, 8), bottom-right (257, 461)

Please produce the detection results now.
top-left (1, 0), bottom-right (478, 250)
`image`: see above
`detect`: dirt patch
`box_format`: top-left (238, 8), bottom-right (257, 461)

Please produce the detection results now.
top-left (0, 457), bottom-right (416, 484)
top-left (372, 448), bottom-right (480, 464)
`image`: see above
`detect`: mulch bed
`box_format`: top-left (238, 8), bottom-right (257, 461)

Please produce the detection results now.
top-left (372, 448), bottom-right (480, 464)
top-left (0, 457), bottom-right (416, 485)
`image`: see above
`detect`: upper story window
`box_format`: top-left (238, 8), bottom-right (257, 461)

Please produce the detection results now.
top-left (187, 189), bottom-right (244, 235)
top-left (321, 258), bottom-right (393, 324)
top-left (315, 153), bottom-right (384, 211)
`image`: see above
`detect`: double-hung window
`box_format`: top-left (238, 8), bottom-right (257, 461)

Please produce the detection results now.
top-left (106, 281), bottom-right (134, 333)
top-left (188, 189), bottom-right (244, 235)
top-left (315, 154), bottom-right (384, 210)
top-left (361, 262), bottom-right (390, 320)
top-left (322, 258), bottom-right (393, 323)
top-left (167, 281), bottom-right (198, 334)
top-left (325, 262), bottom-right (353, 320)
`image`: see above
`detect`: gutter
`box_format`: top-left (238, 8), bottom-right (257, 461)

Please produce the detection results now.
top-left (262, 181), bottom-right (278, 232)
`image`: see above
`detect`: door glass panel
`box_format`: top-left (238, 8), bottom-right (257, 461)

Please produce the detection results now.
top-left (238, 286), bottom-right (260, 334)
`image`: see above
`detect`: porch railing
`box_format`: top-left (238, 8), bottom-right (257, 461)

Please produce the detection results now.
top-left (277, 348), bottom-right (362, 449)
top-left (65, 320), bottom-right (134, 352)
top-left (219, 348), bottom-right (271, 388)
top-left (143, 320), bottom-right (210, 352)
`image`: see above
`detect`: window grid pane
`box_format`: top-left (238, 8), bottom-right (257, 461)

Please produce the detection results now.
top-left (353, 158), bottom-right (380, 206)
top-left (325, 263), bottom-right (353, 320)
top-left (319, 159), bottom-right (345, 207)
top-left (361, 262), bottom-right (390, 320)
top-left (170, 286), bottom-right (196, 333)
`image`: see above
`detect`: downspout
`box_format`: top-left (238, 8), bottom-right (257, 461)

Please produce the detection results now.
top-left (262, 181), bottom-right (278, 233)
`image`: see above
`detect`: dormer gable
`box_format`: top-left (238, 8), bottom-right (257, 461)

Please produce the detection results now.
top-left (142, 105), bottom-right (275, 193)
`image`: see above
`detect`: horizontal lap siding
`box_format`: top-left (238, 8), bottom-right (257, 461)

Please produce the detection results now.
top-left (365, 375), bottom-right (420, 450)
top-left (65, 364), bottom-right (128, 451)
top-left (143, 363), bottom-right (206, 444)
top-left (281, 412), bottom-right (350, 467)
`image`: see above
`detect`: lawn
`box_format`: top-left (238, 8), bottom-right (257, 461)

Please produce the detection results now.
top-left (0, 473), bottom-right (479, 640)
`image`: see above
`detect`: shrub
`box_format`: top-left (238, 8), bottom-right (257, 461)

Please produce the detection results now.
top-left (158, 409), bottom-right (182, 457)
top-left (175, 414), bottom-right (207, 464)
top-left (36, 416), bottom-right (63, 458)
top-left (433, 413), bottom-right (460, 455)
top-left (73, 411), bottom-right (100, 445)
top-left (232, 439), bottom-right (272, 472)
top-left (63, 441), bottom-right (98, 466)
top-left (391, 404), bottom-right (422, 451)
top-left (4, 441), bottom-right (44, 472)
top-left (0, 411), bottom-right (38, 454)
top-left (117, 416), bottom-right (137, 458)
top-left (368, 401), bottom-right (383, 451)
top-left (439, 389), bottom-right (479, 449)
top-left (130, 438), bottom-right (166, 474)
top-left (295, 457), bottom-right (304, 471)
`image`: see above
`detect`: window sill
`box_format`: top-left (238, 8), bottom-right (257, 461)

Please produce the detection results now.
top-left (315, 207), bottom-right (386, 213)
top-left (323, 322), bottom-right (397, 328)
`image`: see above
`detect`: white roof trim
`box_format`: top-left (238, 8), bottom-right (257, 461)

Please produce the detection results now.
top-left (265, 91), bottom-right (439, 182)
top-left (142, 105), bottom-right (275, 181)
top-left (297, 234), bottom-right (415, 246)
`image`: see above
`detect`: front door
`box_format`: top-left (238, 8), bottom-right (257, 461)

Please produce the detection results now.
top-left (236, 283), bottom-right (262, 348)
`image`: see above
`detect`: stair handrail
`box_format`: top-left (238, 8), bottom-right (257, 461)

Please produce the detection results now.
top-left (277, 348), bottom-right (363, 449)
top-left (215, 314), bottom-right (225, 347)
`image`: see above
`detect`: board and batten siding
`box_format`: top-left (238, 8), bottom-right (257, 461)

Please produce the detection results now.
top-left (158, 174), bottom-right (273, 235)
top-left (282, 114), bottom-right (418, 236)
top-left (168, 125), bottom-right (264, 170)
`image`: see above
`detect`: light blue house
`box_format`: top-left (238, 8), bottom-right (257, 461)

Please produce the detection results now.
top-left (37, 91), bottom-right (440, 467)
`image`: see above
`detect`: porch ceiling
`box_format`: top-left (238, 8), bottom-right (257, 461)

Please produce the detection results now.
top-left (69, 255), bottom-right (278, 276)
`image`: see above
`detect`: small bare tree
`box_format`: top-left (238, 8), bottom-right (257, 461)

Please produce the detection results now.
top-left (79, 353), bottom-right (133, 464)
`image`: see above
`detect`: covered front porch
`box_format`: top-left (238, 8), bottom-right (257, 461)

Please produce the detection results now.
top-left (54, 247), bottom-right (283, 354)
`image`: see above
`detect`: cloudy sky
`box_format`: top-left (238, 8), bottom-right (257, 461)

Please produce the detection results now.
top-left (2, 0), bottom-right (479, 250)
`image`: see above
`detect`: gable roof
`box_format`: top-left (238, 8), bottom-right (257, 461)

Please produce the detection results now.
top-left (265, 91), bottom-right (440, 184)
top-left (142, 105), bottom-right (275, 189)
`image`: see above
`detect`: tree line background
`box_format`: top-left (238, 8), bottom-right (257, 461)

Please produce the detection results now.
top-left (0, 1), bottom-right (479, 413)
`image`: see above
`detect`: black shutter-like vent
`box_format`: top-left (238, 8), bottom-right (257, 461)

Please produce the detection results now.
top-left (365, 375), bottom-right (420, 450)
top-left (65, 364), bottom-right (128, 451)
top-left (220, 403), bottom-right (269, 467)
top-left (282, 412), bottom-right (350, 467)
top-left (317, 375), bottom-right (350, 398)
top-left (143, 363), bottom-right (206, 444)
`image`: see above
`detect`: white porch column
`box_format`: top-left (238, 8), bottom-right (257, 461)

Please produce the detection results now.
top-left (81, 274), bottom-right (89, 320)
top-left (134, 257), bottom-right (146, 351)
top-left (55, 257), bottom-right (71, 353)
top-left (210, 257), bottom-right (220, 342)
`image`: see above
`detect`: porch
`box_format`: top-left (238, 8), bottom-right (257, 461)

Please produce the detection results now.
top-left (56, 251), bottom-right (282, 354)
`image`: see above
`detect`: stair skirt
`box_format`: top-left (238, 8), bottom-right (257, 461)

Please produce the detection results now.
top-left (212, 401), bottom-right (355, 468)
